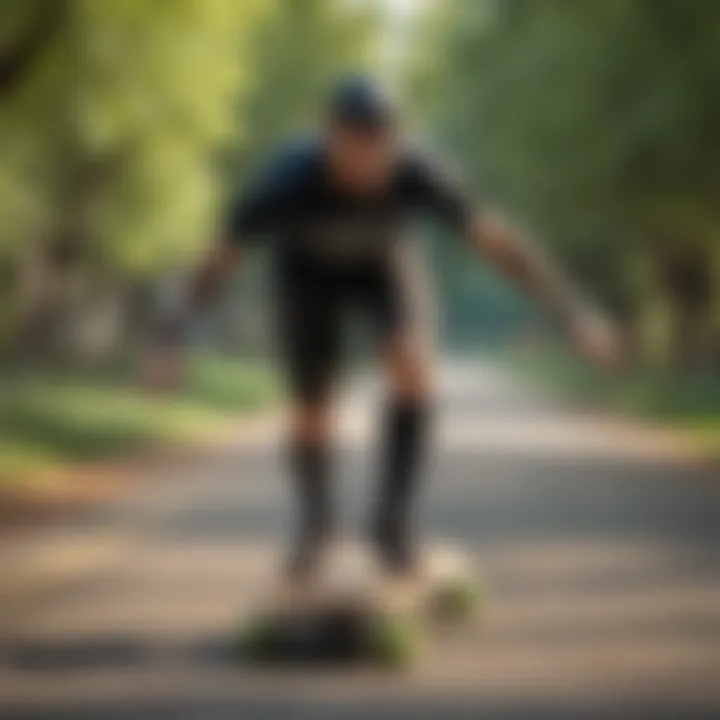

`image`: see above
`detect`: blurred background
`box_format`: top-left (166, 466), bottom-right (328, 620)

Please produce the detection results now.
top-left (1, 0), bottom-right (719, 493)
top-left (0, 1), bottom-right (719, 717)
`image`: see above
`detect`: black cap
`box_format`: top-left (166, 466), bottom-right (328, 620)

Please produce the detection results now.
top-left (328, 74), bottom-right (395, 131)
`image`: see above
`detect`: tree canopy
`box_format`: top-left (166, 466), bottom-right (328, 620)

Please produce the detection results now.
top-left (1, 0), bottom-right (718, 369)
top-left (409, 0), bottom-right (720, 367)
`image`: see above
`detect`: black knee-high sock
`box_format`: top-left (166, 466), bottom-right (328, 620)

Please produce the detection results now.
top-left (376, 400), bottom-right (430, 526)
top-left (289, 440), bottom-right (332, 541)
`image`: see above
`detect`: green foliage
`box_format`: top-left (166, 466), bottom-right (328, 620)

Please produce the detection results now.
top-left (409, 0), bottom-right (720, 365)
top-left (182, 353), bottom-right (279, 412)
top-left (0, 0), bottom-right (267, 273)
top-left (0, 355), bottom-right (278, 484)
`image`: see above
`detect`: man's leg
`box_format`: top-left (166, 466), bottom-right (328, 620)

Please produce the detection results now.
top-left (368, 243), bottom-right (436, 573)
top-left (372, 337), bottom-right (434, 573)
top-left (278, 280), bottom-right (343, 578)
top-left (286, 398), bottom-right (336, 577)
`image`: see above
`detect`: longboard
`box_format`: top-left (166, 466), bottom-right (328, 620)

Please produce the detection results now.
top-left (238, 542), bottom-right (482, 666)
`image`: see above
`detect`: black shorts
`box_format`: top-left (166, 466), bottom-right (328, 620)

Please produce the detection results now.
top-left (274, 245), bottom-right (431, 403)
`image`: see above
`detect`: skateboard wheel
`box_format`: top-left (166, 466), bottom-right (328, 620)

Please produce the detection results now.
top-left (367, 614), bottom-right (422, 668)
top-left (431, 577), bottom-right (481, 621)
top-left (238, 616), bottom-right (278, 661)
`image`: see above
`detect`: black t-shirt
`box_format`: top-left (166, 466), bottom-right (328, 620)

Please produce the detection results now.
top-left (226, 137), bottom-right (473, 268)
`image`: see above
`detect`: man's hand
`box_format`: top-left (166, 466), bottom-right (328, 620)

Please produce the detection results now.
top-left (569, 312), bottom-right (625, 371)
top-left (140, 275), bottom-right (194, 394)
top-left (141, 345), bottom-right (188, 394)
top-left (140, 242), bottom-right (244, 394)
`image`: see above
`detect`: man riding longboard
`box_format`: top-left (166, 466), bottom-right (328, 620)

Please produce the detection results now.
top-left (146, 75), bottom-right (621, 583)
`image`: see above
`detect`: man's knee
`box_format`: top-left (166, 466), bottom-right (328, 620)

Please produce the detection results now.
top-left (291, 400), bottom-right (334, 445)
top-left (384, 339), bottom-right (434, 403)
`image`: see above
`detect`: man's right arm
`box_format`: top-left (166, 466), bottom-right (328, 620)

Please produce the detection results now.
top-left (152, 143), bottom-right (304, 351)
top-left (143, 240), bottom-right (244, 392)
top-left (144, 145), bottom-right (302, 390)
top-left (152, 241), bottom-right (245, 349)
top-left (192, 242), bottom-right (245, 307)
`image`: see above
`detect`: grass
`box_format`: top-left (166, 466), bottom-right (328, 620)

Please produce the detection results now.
top-left (0, 354), bottom-right (279, 488)
top-left (491, 344), bottom-right (720, 453)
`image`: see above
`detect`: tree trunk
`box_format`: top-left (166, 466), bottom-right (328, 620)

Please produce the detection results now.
top-left (0, 1), bottom-right (67, 98)
top-left (657, 247), bottom-right (715, 373)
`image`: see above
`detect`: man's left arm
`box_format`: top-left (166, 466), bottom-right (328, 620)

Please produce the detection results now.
top-left (467, 210), bottom-right (623, 369)
top-left (408, 148), bottom-right (622, 369)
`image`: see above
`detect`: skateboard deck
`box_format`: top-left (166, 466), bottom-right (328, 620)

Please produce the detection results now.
top-left (238, 542), bottom-right (482, 666)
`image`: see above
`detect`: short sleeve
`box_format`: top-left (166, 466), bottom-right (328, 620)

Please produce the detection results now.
top-left (225, 142), bottom-right (311, 245)
top-left (403, 150), bottom-right (475, 232)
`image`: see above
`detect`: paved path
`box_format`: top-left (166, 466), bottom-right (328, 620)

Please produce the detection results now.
top-left (1, 362), bottom-right (719, 719)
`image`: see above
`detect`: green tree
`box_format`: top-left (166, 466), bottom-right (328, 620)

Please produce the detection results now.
top-left (0, 0), bottom-right (266, 360)
top-left (409, 0), bottom-right (720, 367)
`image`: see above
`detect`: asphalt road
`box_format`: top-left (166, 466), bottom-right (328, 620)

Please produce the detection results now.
top-left (1, 362), bottom-right (719, 719)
